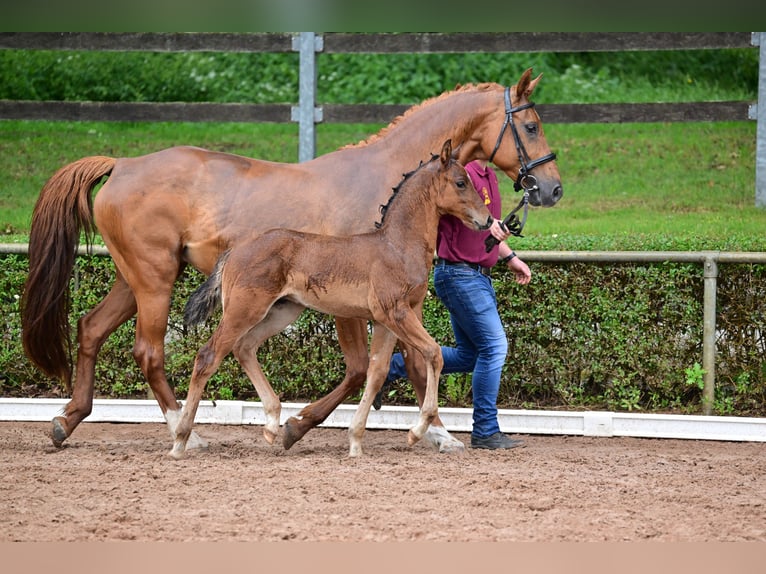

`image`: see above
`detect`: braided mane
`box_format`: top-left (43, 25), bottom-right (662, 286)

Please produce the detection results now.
top-left (375, 152), bottom-right (440, 229)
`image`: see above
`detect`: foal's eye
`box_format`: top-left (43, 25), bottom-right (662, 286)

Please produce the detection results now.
top-left (525, 123), bottom-right (538, 136)
top-left (456, 180), bottom-right (467, 189)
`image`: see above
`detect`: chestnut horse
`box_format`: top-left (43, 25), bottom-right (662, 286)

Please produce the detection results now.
top-left (21, 68), bottom-right (562, 453)
top-left (176, 140), bottom-right (491, 457)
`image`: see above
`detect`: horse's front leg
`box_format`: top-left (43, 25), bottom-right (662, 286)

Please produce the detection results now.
top-left (348, 326), bottom-right (397, 457)
top-left (405, 345), bottom-right (442, 447)
top-left (283, 316), bottom-right (369, 450)
top-left (388, 310), bottom-right (443, 448)
top-left (400, 302), bottom-right (465, 453)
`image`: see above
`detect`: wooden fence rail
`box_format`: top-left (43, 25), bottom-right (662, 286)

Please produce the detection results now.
top-left (1, 32), bottom-right (763, 203)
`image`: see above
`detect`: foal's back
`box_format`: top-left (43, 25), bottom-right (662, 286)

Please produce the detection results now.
top-left (224, 226), bottom-right (426, 323)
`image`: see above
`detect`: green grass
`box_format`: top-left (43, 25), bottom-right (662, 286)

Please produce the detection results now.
top-left (2, 118), bottom-right (764, 251)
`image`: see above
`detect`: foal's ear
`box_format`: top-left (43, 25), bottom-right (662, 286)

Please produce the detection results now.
top-left (440, 139), bottom-right (453, 167)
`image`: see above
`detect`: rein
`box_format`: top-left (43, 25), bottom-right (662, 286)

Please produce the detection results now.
top-left (485, 86), bottom-right (557, 250)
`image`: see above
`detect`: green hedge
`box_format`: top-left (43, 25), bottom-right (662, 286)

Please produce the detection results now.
top-left (3, 252), bottom-right (764, 417)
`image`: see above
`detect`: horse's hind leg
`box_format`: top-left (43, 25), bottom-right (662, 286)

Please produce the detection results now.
top-left (51, 273), bottom-right (137, 447)
top-left (233, 301), bottom-right (305, 445)
top-left (131, 284), bottom-right (207, 450)
top-left (283, 316), bottom-right (369, 450)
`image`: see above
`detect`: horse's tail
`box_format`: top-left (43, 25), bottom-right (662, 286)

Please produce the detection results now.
top-left (21, 156), bottom-right (116, 391)
top-left (184, 250), bottom-right (231, 328)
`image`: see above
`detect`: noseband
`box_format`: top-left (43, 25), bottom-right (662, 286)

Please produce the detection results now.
top-left (485, 86), bottom-right (557, 248)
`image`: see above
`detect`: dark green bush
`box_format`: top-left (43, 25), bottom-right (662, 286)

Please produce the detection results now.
top-left (3, 251), bottom-right (764, 416)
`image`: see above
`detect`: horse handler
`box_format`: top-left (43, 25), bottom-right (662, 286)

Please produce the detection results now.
top-left (375, 159), bottom-right (530, 450)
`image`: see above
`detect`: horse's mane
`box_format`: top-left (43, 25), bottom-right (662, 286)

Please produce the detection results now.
top-left (375, 152), bottom-right (440, 229)
top-left (343, 82), bottom-right (501, 151)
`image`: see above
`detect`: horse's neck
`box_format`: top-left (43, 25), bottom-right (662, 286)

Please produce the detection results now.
top-left (380, 179), bottom-right (441, 259)
top-left (355, 90), bottom-right (492, 161)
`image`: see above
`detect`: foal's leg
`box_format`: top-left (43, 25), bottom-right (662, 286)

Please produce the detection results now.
top-left (348, 326), bottom-right (398, 457)
top-left (170, 333), bottom-right (232, 459)
top-left (51, 273), bottom-right (137, 446)
top-left (171, 284), bottom-right (276, 458)
top-left (233, 301), bottom-right (305, 445)
top-left (384, 310), bottom-right (444, 447)
top-left (283, 316), bottom-right (370, 449)
top-left (399, 302), bottom-right (465, 453)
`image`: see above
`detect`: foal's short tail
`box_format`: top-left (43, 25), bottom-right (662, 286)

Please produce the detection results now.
top-left (184, 251), bottom-right (230, 328)
top-left (21, 156), bottom-right (116, 391)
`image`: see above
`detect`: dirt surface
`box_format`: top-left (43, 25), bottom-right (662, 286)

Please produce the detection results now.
top-left (1, 420), bottom-right (764, 542)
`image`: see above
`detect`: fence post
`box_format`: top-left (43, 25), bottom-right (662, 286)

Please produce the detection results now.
top-left (291, 32), bottom-right (323, 163)
top-left (702, 256), bottom-right (719, 415)
top-left (755, 32), bottom-right (766, 208)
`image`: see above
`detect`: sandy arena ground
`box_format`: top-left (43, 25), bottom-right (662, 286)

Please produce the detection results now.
top-left (1, 420), bottom-right (764, 543)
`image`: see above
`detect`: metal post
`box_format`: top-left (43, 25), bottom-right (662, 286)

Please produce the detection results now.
top-left (291, 32), bottom-right (323, 163)
top-left (702, 256), bottom-right (719, 415)
top-left (755, 32), bottom-right (766, 208)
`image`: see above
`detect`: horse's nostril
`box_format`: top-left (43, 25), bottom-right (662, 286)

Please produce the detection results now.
top-left (553, 185), bottom-right (563, 201)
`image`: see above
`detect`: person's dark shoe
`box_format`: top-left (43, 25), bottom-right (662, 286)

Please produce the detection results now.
top-left (470, 432), bottom-right (525, 450)
top-left (372, 379), bottom-right (394, 410)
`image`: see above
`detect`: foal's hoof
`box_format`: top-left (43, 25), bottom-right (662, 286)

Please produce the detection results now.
top-left (263, 427), bottom-right (277, 445)
top-left (282, 416), bottom-right (306, 450)
top-left (50, 417), bottom-right (69, 448)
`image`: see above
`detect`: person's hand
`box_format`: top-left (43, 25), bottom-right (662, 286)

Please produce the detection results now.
top-left (508, 256), bottom-right (531, 285)
top-left (488, 218), bottom-right (511, 243)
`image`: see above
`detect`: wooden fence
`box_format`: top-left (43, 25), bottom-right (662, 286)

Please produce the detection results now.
top-left (0, 32), bottom-right (757, 124)
top-left (1, 32), bottom-right (763, 204)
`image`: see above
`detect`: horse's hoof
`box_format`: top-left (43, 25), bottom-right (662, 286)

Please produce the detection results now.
top-left (438, 440), bottom-right (466, 454)
top-left (282, 416), bottom-right (305, 450)
top-left (263, 427), bottom-right (277, 445)
top-left (185, 431), bottom-right (208, 450)
top-left (50, 417), bottom-right (68, 448)
top-left (424, 425), bottom-right (466, 454)
top-left (168, 445), bottom-right (186, 460)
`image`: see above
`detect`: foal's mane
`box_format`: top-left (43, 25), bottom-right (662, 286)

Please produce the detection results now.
top-left (343, 82), bottom-right (500, 150)
top-left (375, 152), bottom-right (440, 229)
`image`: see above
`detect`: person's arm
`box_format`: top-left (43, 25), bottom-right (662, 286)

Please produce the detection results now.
top-left (496, 241), bottom-right (531, 285)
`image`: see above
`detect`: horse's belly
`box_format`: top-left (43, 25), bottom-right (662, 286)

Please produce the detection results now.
top-left (288, 291), bottom-right (373, 321)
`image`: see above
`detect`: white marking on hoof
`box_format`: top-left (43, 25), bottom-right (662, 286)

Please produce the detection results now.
top-left (164, 409), bottom-right (207, 451)
top-left (423, 425), bottom-right (465, 454)
top-left (168, 441), bottom-right (186, 460)
top-left (186, 431), bottom-right (208, 450)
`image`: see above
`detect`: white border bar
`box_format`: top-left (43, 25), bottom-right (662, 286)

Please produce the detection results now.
top-left (1, 398), bottom-right (765, 442)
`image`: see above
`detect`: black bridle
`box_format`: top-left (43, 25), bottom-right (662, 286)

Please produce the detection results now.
top-left (485, 86), bottom-right (557, 247)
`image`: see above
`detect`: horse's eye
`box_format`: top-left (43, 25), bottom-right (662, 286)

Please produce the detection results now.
top-left (456, 180), bottom-right (466, 189)
top-left (525, 123), bottom-right (538, 136)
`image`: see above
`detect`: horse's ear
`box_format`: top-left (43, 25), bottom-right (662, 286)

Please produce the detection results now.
top-left (440, 139), bottom-right (452, 167)
top-left (451, 141), bottom-right (463, 160)
top-left (516, 67), bottom-right (542, 100)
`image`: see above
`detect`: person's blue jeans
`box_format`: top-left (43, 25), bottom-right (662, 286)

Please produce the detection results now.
top-left (388, 262), bottom-right (508, 438)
